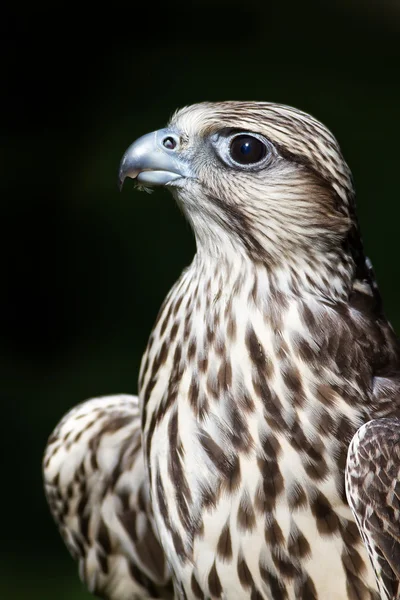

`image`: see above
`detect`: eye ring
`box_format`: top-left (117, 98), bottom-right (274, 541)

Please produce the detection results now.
top-left (229, 134), bottom-right (267, 165)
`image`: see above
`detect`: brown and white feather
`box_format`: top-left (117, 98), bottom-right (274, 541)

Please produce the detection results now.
top-left (43, 394), bottom-right (172, 600)
top-left (346, 418), bottom-right (400, 600)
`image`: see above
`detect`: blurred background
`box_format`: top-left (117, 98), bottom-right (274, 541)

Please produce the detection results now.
top-left (3, 1), bottom-right (400, 598)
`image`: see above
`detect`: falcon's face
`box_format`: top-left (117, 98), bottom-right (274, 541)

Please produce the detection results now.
top-left (119, 102), bottom-right (353, 260)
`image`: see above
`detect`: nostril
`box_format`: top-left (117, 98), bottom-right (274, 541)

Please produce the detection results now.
top-left (162, 136), bottom-right (177, 150)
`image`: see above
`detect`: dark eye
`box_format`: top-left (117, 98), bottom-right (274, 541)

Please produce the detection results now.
top-left (163, 136), bottom-right (177, 150)
top-left (229, 134), bottom-right (267, 165)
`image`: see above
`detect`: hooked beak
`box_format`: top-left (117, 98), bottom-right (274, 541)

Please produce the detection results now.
top-left (118, 128), bottom-right (191, 190)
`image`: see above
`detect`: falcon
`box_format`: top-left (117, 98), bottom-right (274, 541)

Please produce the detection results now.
top-left (43, 101), bottom-right (400, 599)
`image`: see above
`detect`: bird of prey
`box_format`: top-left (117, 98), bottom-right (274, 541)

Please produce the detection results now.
top-left (43, 101), bottom-right (400, 600)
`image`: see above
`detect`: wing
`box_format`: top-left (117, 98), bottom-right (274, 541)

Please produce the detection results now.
top-left (346, 418), bottom-right (400, 600)
top-left (43, 394), bottom-right (173, 600)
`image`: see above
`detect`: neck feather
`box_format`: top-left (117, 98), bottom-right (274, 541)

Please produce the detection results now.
top-left (193, 236), bottom-right (356, 304)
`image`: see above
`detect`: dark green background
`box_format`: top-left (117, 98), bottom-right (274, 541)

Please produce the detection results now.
top-left (3, 2), bottom-right (400, 598)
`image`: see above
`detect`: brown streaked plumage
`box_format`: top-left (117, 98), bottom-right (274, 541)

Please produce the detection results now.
top-left (346, 418), bottom-right (400, 600)
top-left (44, 102), bottom-right (400, 599)
top-left (43, 395), bottom-right (172, 599)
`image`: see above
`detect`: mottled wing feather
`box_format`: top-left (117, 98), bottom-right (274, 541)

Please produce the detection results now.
top-left (43, 394), bottom-right (172, 600)
top-left (346, 418), bottom-right (400, 600)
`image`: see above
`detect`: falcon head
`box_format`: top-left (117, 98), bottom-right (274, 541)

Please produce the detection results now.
top-left (119, 102), bottom-right (356, 267)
